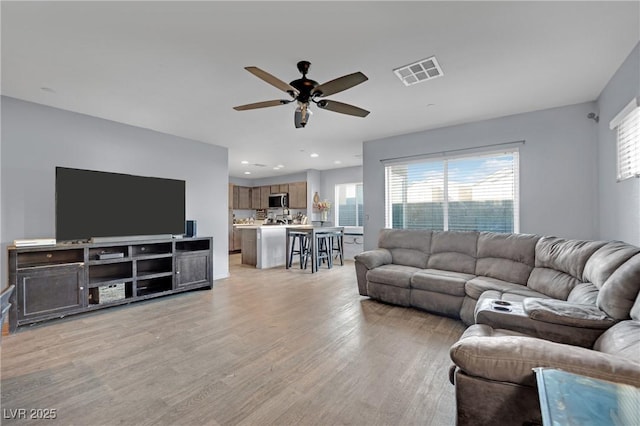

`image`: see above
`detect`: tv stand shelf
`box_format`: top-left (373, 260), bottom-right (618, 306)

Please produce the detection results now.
top-left (7, 237), bottom-right (213, 332)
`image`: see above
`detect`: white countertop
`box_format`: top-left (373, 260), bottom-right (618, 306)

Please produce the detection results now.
top-left (233, 224), bottom-right (310, 229)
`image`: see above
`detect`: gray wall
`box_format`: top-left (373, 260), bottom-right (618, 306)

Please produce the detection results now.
top-left (362, 101), bottom-right (599, 250)
top-left (597, 43), bottom-right (640, 245)
top-left (1, 96), bottom-right (230, 287)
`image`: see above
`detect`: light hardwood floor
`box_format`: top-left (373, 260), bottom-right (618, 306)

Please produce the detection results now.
top-left (1, 255), bottom-right (466, 425)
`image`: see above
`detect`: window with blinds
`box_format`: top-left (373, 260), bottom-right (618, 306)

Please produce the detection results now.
top-left (610, 98), bottom-right (640, 182)
top-left (385, 150), bottom-right (519, 233)
top-left (335, 183), bottom-right (364, 227)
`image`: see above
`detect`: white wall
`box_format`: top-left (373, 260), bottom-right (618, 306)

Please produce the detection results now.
top-left (597, 43), bottom-right (640, 245)
top-left (1, 96), bottom-right (230, 286)
top-left (362, 102), bottom-right (599, 250)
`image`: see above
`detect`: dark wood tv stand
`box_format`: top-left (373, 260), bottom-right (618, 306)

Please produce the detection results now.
top-left (7, 237), bottom-right (213, 333)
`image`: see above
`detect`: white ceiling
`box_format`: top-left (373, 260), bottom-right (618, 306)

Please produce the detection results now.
top-left (2, 1), bottom-right (639, 179)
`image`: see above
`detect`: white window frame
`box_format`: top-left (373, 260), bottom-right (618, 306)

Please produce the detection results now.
top-left (384, 148), bottom-right (520, 233)
top-left (334, 182), bottom-right (363, 230)
top-left (610, 98), bottom-right (640, 182)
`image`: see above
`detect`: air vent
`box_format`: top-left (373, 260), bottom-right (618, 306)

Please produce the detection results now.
top-left (253, 163), bottom-right (267, 167)
top-left (394, 56), bottom-right (443, 86)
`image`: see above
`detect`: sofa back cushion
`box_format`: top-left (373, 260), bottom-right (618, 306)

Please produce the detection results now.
top-left (567, 283), bottom-right (599, 305)
top-left (632, 291), bottom-right (640, 321)
top-left (378, 229), bottom-right (432, 269)
top-left (593, 320), bottom-right (640, 361)
top-left (583, 242), bottom-right (640, 289)
top-left (427, 231), bottom-right (478, 274)
top-left (527, 237), bottom-right (606, 300)
top-left (596, 253), bottom-right (640, 320)
top-left (475, 232), bottom-right (539, 285)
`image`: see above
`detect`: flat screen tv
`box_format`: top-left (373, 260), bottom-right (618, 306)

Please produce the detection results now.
top-left (56, 167), bottom-right (186, 242)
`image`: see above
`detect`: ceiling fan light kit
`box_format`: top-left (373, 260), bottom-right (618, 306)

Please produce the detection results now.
top-left (233, 61), bottom-right (369, 128)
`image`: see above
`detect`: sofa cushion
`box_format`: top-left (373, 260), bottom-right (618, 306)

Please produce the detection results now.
top-left (527, 268), bottom-right (581, 301)
top-left (593, 320), bottom-right (640, 360)
top-left (522, 298), bottom-right (616, 329)
top-left (567, 283), bottom-right (599, 305)
top-left (632, 293), bottom-right (640, 321)
top-left (427, 231), bottom-right (478, 274)
top-left (527, 237), bottom-right (607, 299)
top-left (534, 237), bottom-right (607, 278)
top-left (388, 248), bottom-right (429, 269)
top-left (597, 253), bottom-right (640, 320)
top-left (583, 241), bottom-right (640, 288)
top-left (366, 264), bottom-right (422, 289)
top-left (475, 232), bottom-right (539, 285)
top-left (411, 269), bottom-right (474, 296)
top-left (379, 229), bottom-right (432, 268)
top-left (478, 289), bottom-right (547, 305)
top-left (466, 276), bottom-right (547, 300)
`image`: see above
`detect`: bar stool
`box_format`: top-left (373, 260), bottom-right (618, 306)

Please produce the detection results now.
top-left (315, 233), bottom-right (333, 270)
top-left (288, 231), bottom-right (308, 269)
top-left (330, 232), bottom-right (344, 266)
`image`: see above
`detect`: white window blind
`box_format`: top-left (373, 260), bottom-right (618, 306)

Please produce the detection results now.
top-left (385, 150), bottom-right (519, 232)
top-left (610, 98), bottom-right (640, 182)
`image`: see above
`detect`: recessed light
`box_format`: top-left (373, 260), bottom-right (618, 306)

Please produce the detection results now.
top-left (334, 160), bottom-right (342, 164)
top-left (310, 153), bottom-right (319, 158)
top-left (244, 171), bottom-right (251, 175)
top-left (241, 160), bottom-right (249, 164)
top-left (277, 165), bottom-right (284, 168)
top-left (273, 167), bottom-right (280, 170)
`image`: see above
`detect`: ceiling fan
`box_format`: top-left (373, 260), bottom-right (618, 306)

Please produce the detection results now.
top-left (233, 61), bottom-right (370, 128)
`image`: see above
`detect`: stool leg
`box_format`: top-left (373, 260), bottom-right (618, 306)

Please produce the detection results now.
top-left (299, 235), bottom-right (307, 269)
top-left (288, 235), bottom-right (295, 268)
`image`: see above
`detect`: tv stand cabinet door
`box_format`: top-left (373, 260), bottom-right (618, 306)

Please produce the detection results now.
top-left (17, 263), bottom-right (85, 323)
top-left (175, 252), bottom-right (210, 289)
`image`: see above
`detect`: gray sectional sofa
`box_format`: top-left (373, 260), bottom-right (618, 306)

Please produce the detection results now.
top-left (354, 229), bottom-right (640, 425)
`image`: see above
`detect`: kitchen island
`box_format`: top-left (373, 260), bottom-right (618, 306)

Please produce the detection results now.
top-left (234, 224), bottom-right (296, 269)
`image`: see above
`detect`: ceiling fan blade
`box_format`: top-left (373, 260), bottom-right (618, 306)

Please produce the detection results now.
top-left (316, 100), bottom-right (370, 117)
top-left (245, 66), bottom-right (298, 95)
top-left (233, 99), bottom-right (291, 111)
top-left (312, 72), bottom-right (368, 97)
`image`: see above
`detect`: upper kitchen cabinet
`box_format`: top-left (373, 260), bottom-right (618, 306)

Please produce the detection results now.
top-left (252, 186), bottom-right (271, 210)
top-left (229, 183), bottom-right (235, 209)
top-left (237, 186), bottom-right (252, 209)
top-left (270, 184), bottom-right (289, 194)
top-left (288, 182), bottom-right (307, 209)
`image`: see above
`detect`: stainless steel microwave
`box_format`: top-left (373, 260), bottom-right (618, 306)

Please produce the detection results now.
top-left (268, 193), bottom-right (289, 208)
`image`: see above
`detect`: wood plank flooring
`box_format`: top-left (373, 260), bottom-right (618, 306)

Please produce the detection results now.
top-left (1, 255), bottom-right (466, 425)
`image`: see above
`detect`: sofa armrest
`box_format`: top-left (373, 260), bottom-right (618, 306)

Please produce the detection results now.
top-left (354, 248), bottom-right (392, 270)
top-left (523, 298), bottom-right (616, 329)
top-left (450, 326), bottom-right (640, 388)
top-left (354, 249), bottom-right (392, 296)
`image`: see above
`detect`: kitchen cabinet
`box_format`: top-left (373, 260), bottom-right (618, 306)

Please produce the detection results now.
top-left (249, 186), bottom-right (271, 210)
top-left (228, 184), bottom-right (234, 209)
top-left (271, 184), bottom-right (289, 194)
top-left (237, 186), bottom-right (252, 209)
top-left (229, 225), bottom-right (242, 252)
top-left (251, 186), bottom-right (262, 209)
top-left (288, 181), bottom-right (307, 209)
top-left (260, 186), bottom-right (270, 209)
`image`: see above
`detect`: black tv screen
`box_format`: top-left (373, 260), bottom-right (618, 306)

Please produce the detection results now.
top-left (56, 167), bottom-right (186, 242)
